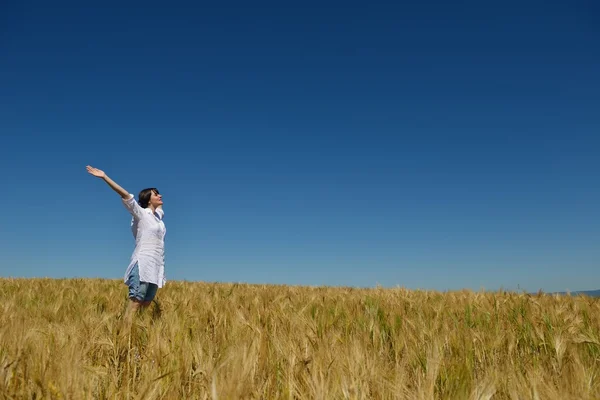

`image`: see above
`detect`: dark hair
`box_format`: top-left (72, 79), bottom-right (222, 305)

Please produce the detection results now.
top-left (138, 188), bottom-right (159, 208)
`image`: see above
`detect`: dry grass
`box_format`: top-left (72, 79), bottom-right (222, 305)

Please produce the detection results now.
top-left (1, 278), bottom-right (599, 399)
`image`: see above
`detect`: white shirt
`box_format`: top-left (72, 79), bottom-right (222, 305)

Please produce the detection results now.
top-left (122, 195), bottom-right (166, 288)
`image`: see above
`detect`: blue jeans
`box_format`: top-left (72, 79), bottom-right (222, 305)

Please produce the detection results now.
top-left (126, 263), bottom-right (158, 302)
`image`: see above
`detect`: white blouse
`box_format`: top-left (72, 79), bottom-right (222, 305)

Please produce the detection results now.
top-left (122, 194), bottom-right (166, 288)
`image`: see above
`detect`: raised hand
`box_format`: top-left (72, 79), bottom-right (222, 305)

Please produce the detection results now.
top-left (86, 165), bottom-right (106, 179)
top-left (86, 166), bottom-right (130, 198)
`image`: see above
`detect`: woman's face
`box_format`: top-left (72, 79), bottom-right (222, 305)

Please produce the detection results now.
top-left (149, 190), bottom-right (163, 208)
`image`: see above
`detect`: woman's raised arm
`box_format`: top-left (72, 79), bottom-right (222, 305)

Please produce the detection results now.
top-left (86, 165), bottom-right (130, 199)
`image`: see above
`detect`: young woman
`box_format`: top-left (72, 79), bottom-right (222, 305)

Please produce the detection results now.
top-left (86, 165), bottom-right (166, 324)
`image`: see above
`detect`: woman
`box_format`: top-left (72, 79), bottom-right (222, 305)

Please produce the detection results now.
top-left (86, 165), bottom-right (166, 324)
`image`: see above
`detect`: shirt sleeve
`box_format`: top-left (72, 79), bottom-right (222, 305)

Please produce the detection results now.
top-left (122, 194), bottom-right (146, 220)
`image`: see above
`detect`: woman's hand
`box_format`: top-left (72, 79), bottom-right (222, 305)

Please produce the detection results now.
top-left (85, 165), bottom-right (130, 199)
top-left (86, 165), bottom-right (106, 179)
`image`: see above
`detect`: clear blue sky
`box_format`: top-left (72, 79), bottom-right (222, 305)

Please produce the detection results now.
top-left (1, 0), bottom-right (598, 292)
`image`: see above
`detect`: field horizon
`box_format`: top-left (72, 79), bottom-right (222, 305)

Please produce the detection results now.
top-left (2, 276), bottom-right (599, 297)
top-left (1, 277), bottom-right (599, 399)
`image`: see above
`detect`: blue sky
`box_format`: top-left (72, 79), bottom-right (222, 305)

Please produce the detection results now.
top-left (1, 1), bottom-right (598, 292)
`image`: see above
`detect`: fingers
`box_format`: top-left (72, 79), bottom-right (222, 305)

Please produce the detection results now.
top-left (86, 165), bottom-right (102, 176)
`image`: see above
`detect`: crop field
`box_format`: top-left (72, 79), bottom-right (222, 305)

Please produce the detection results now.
top-left (1, 278), bottom-right (599, 399)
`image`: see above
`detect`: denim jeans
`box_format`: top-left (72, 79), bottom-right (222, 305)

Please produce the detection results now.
top-left (126, 262), bottom-right (158, 302)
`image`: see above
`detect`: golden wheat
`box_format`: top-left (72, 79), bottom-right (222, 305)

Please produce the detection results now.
top-left (1, 278), bottom-right (599, 399)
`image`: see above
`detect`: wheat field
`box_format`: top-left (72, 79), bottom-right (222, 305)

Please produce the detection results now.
top-left (1, 278), bottom-right (599, 399)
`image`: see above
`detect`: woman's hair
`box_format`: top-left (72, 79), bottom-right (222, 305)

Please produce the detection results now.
top-left (138, 188), bottom-right (160, 208)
